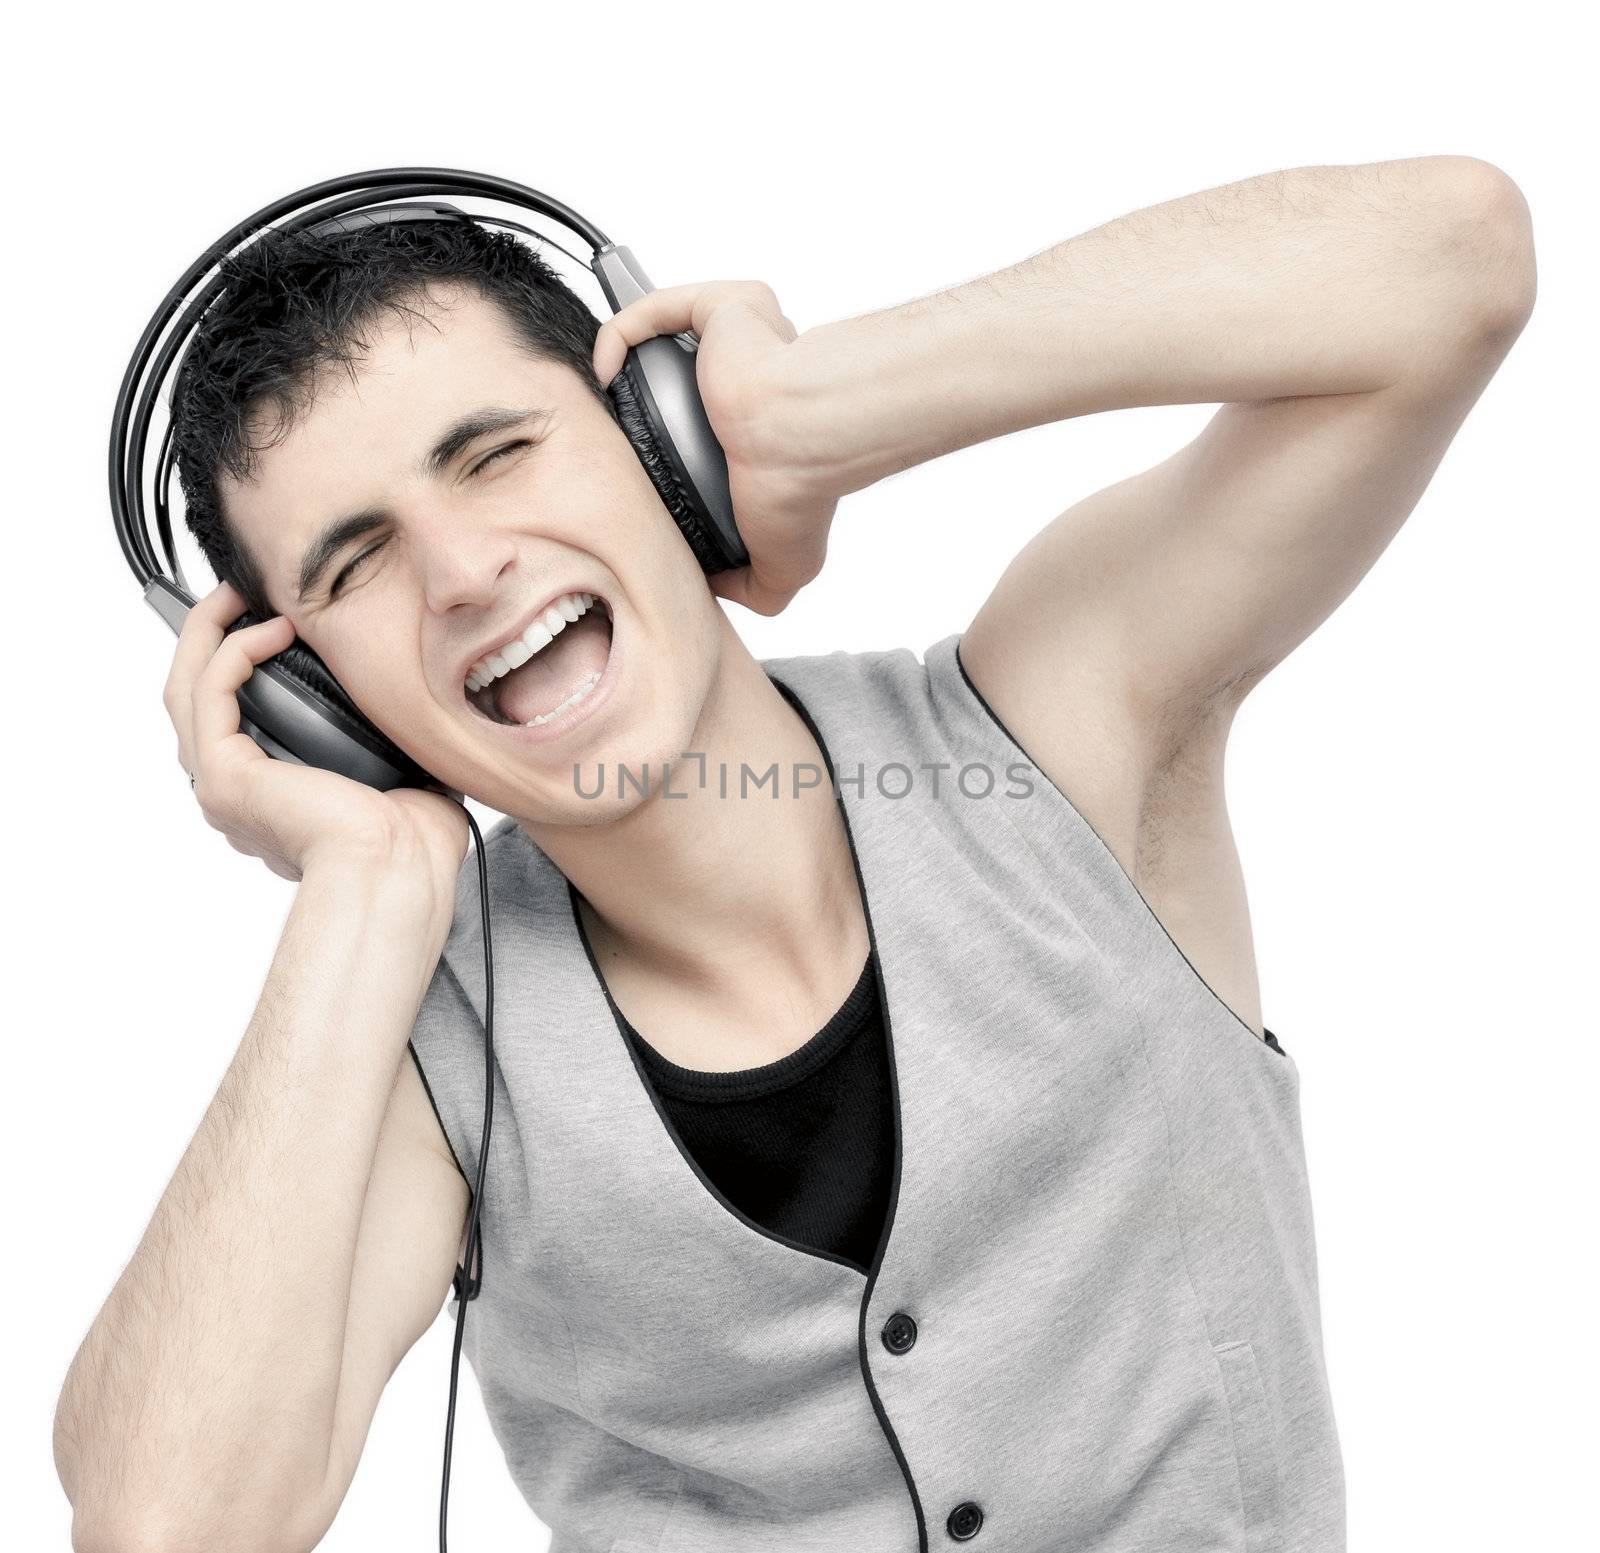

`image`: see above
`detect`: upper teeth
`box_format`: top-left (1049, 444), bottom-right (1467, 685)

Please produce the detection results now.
top-left (465, 592), bottom-right (603, 693)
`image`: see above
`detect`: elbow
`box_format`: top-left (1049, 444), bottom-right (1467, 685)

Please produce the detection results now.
top-left (66, 1479), bottom-right (329, 1553)
top-left (70, 1510), bottom-right (320, 1553)
top-left (68, 1511), bottom-right (183, 1553)
top-left (59, 1447), bottom-right (331, 1553)
top-left (68, 1513), bottom-right (180, 1553)
top-left (55, 1384), bottom-right (332, 1553)
top-left (1416, 155), bottom-right (1538, 354)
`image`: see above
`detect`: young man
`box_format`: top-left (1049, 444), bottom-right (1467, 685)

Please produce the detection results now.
top-left (56, 156), bottom-right (1534, 1552)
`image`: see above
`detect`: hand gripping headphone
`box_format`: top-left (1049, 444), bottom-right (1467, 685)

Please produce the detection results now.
top-left (109, 167), bottom-right (749, 1551)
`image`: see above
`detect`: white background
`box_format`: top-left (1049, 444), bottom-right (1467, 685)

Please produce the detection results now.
top-left (9, 2), bottom-right (1594, 1548)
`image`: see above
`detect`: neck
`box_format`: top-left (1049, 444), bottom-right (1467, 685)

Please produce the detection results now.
top-left (519, 631), bottom-right (867, 1004)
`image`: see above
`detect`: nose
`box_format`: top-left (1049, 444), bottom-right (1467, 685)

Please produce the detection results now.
top-left (415, 514), bottom-right (518, 616)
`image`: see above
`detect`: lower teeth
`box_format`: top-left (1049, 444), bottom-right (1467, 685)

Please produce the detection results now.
top-left (524, 671), bottom-right (603, 726)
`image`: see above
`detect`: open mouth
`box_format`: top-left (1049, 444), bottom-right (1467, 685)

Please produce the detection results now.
top-left (464, 591), bottom-right (615, 730)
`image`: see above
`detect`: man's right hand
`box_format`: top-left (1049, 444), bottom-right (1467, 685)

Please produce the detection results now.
top-left (163, 580), bottom-right (470, 887)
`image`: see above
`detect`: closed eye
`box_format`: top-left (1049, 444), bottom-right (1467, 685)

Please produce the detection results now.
top-left (470, 439), bottom-right (532, 476)
top-left (329, 542), bottom-right (384, 598)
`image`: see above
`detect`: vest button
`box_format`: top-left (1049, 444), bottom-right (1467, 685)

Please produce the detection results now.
top-left (881, 1312), bottom-right (918, 1354)
top-left (946, 1500), bottom-right (984, 1540)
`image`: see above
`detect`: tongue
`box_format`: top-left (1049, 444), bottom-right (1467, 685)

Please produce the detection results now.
top-left (495, 612), bottom-right (612, 724)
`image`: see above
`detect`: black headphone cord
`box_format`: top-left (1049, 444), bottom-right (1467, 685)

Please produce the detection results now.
top-left (438, 798), bottom-right (494, 1553)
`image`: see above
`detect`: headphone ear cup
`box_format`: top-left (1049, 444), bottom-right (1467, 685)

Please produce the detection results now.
top-left (607, 360), bottom-right (734, 576)
top-left (222, 612), bottom-right (438, 791)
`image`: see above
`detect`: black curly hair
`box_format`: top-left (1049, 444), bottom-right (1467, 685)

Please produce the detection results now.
top-left (169, 217), bottom-right (616, 620)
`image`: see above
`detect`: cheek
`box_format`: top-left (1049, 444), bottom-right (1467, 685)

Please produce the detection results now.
top-left (308, 616), bottom-right (420, 717)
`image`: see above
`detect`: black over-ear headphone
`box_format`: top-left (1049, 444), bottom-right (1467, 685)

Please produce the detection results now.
top-left (114, 166), bottom-right (748, 793)
top-left (109, 167), bottom-right (749, 1552)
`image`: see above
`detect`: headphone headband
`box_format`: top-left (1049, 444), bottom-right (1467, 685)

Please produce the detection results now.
top-left (112, 166), bottom-right (744, 601)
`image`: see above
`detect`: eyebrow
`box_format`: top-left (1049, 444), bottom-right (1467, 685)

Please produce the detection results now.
top-left (294, 405), bottom-right (548, 604)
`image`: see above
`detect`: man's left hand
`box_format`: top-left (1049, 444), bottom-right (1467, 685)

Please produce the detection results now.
top-left (592, 280), bottom-right (849, 616)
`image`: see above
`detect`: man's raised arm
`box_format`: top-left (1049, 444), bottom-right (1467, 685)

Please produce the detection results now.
top-left (777, 155), bottom-right (1537, 740)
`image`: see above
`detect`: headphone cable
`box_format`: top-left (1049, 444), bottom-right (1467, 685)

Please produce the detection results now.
top-left (439, 799), bottom-right (494, 1553)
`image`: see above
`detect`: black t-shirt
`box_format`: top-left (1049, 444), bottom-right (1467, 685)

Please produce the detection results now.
top-left (618, 952), bottom-right (893, 1274)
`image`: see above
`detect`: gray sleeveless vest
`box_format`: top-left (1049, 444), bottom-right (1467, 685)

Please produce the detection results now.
top-left (407, 631), bottom-right (1345, 1553)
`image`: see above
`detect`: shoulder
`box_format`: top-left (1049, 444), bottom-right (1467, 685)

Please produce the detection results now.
top-left (759, 636), bottom-right (931, 709)
top-left (760, 633), bottom-right (983, 765)
top-left (419, 815), bottom-right (564, 1032)
top-left (441, 813), bottom-right (555, 932)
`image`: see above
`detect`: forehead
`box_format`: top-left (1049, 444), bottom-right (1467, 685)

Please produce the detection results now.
top-left (220, 284), bottom-right (581, 606)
